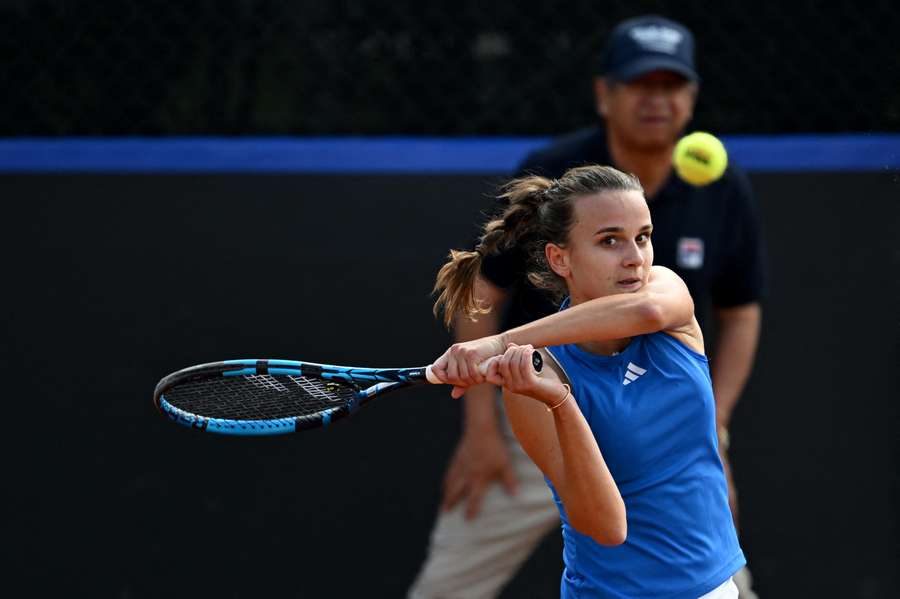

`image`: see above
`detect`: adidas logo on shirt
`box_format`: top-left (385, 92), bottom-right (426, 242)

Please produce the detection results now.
top-left (622, 362), bottom-right (647, 385)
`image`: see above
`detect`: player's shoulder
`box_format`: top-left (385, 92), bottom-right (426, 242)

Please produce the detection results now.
top-left (516, 125), bottom-right (607, 178)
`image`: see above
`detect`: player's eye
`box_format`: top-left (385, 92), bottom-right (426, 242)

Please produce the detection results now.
top-left (636, 232), bottom-right (651, 244)
top-left (599, 236), bottom-right (617, 246)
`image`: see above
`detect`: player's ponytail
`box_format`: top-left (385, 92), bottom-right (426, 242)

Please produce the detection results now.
top-left (479, 176), bottom-right (551, 256)
top-left (432, 247), bottom-right (486, 328)
top-left (432, 176), bottom-right (552, 328)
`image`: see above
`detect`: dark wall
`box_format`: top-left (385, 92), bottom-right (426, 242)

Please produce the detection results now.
top-left (4, 172), bottom-right (897, 598)
top-left (5, 2), bottom-right (899, 136)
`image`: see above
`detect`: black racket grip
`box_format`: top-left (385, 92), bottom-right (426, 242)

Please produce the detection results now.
top-left (428, 350), bottom-right (544, 384)
top-left (478, 350), bottom-right (544, 374)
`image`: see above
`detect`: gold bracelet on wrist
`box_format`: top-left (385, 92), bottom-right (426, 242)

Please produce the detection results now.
top-left (547, 383), bottom-right (571, 412)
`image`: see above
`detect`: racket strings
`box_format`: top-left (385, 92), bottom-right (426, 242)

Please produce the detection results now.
top-left (286, 375), bottom-right (343, 401)
top-left (163, 374), bottom-right (359, 420)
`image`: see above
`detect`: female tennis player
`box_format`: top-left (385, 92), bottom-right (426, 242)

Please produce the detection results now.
top-left (431, 165), bottom-right (744, 598)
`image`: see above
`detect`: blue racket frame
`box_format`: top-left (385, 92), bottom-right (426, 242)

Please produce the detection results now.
top-left (153, 359), bottom-right (430, 436)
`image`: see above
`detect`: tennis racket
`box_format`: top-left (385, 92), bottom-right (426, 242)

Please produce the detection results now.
top-left (153, 354), bottom-right (542, 436)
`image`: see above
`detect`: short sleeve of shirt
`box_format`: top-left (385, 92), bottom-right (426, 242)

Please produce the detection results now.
top-left (710, 169), bottom-right (768, 307)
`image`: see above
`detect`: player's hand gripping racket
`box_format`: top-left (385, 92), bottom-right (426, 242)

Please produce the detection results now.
top-left (153, 354), bottom-right (542, 436)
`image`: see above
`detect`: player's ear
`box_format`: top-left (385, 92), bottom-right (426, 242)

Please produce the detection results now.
top-left (594, 77), bottom-right (609, 117)
top-left (546, 243), bottom-right (570, 278)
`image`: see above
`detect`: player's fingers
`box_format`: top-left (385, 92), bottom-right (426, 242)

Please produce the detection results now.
top-left (432, 352), bottom-right (449, 377)
top-left (455, 355), bottom-right (471, 383)
top-left (444, 354), bottom-right (460, 385)
top-left (453, 349), bottom-right (482, 387)
top-left (521, 345), bottom-right (539, 384)
top-left (477, 355), bottom-right (499, 377)
top-left (430, 366), bottom-right (447, 384)
top-left (497, 347), bottom-right (514, 383)
top-left (477, 354), bottom-right (494, 377)
top-left (451, 385), bottom-right (467, 399)
top-left (485, 358), bottom-right (504, 386)
top-left (518, 345), bottom-right (535, 380)
top-left (465, 353), bottom-right (485, 385)
top-left (506, 346), bottom-right (526, 388)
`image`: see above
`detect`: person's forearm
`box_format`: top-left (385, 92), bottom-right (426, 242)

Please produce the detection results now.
top-left (711, 303), bottom-right (761, 428)
top-left (499, 267), bottom-right (693, 350)
top-left (502, 290), bottom-right (668, 349)
top-left (552, 397), bottom-right (626, 544)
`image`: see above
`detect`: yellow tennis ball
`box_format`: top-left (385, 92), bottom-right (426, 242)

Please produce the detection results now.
top-left (673, 132), bottom-right (728, 186)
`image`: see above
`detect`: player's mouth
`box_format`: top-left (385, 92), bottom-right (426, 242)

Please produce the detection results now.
top-left (617, 277), bottom-right (643, 291)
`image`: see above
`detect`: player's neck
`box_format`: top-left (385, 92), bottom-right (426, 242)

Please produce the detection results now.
top-left (606, 133), bottom-right (674, 200)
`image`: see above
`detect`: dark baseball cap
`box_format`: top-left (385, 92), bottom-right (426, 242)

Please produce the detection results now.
top-left (600, 15), bottom-right (698, 82)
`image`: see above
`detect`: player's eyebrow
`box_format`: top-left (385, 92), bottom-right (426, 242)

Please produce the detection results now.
top-left (594, 224), bottom-right (653, 234)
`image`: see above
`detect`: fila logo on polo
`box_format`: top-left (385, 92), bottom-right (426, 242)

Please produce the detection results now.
top-left (677, 237), bottom-right (705, 269)
top-left (629, 26), bottom-right (683, 54)
top-left (623, 362), bottom-right (647, 386)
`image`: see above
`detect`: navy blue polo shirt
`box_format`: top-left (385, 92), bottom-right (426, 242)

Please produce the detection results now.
top-left (481, 125), bottom-right (767, 330)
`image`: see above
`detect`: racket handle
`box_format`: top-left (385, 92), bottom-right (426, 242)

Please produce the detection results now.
top-left (426, 351), bottom-right (543, 385)
top-left (477, 351), bottom-right (543, 374)
top-left (478, 352), bottom-right (544, 374)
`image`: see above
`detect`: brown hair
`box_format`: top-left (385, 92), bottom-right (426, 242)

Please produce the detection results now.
top-left (433, 164), bottom-right (643, 328)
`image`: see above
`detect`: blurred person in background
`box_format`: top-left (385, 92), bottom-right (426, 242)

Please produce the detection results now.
top-left (409, 14), bottom-right (765, 599)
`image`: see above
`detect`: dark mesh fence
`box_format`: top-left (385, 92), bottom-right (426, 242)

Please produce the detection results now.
top-left (2, 0), bottom-right (899, 136)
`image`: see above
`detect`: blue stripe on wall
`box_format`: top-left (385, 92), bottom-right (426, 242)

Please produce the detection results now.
top-left (0, 135), bottom-right (897, 173)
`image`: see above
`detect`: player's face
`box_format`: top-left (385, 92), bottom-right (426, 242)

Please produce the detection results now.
top-left (596, 70), bottom-right (697, 150)
top-left (547, 190), bottom-right (653, 305)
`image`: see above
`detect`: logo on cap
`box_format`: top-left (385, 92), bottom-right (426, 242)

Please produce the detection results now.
top-left (629, 26), bottom-right (683, 54)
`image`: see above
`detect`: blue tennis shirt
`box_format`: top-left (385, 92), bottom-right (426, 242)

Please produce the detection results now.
top-left (547, 331), bottom-right (745, 598)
